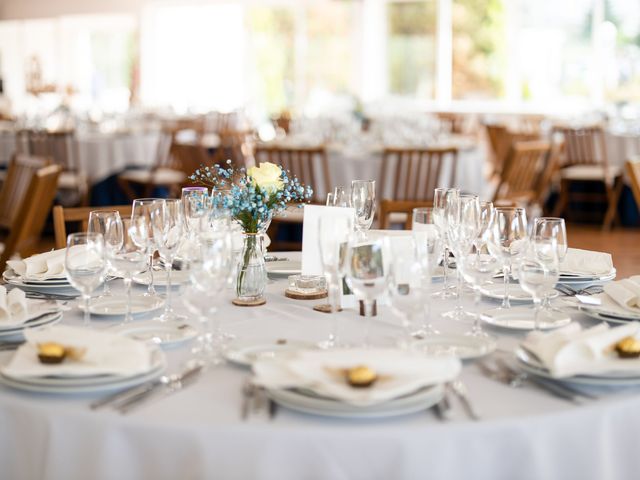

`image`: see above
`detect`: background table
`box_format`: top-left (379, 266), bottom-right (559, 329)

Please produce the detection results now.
top-left (1, 253), bottom-right (640, 480)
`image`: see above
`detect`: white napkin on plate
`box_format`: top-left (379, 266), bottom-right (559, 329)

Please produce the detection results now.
top-left (522, 323), bottom-right (640, 377)
top-left (559, 248), bottom-right (614, 276)
top-left (1, 325), bottom-right (153, 378)
top-left (7, 248), bottom-right (67, 280)
top-left (253, 349), bottom-right (461, 406)
top-left (0, 286), bottom-right (27, 324)
top-left (603, 276), bottom-right (640, 312)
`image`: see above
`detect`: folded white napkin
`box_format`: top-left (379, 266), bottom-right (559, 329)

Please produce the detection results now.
top-left (0, 286), bottom-right (27, 324)
top-left (7, 249), bottom-right (67, 280)
top-left (603, 276), bottom-right (640, 312)
top-left (1, 325), bottom-right (153, 379)
top-left (559, 248), bottom-right (614, 276)
top-left (253, 349), bottom-right (461, 406)
top-left (522, 323), bottom-right (640, 377)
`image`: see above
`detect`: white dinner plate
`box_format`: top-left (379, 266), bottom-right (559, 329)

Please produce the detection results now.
top-left (480, 306), bottom-right (572, 331)
top-left (3, 269), bottom-right (69, 285)
top-left (0, 312), bottom-right (63, 340)
top-left (514, 347), bottom-right (640, 386)
top-left (226, 340), bottom-right (315, 367)
top-left (480, 283), bottom-right (559, 303)
top-left (109, 320), bottom-right (198, 348)
top-left (557, 270), bottom-right (616, 285)
top-left (411, 334), bottom-right (497, 360)
top-left (578, 306), bottom-right (640, 324)
top-left (0, 301), bottom-right (64, 332)
top-left (267, 384), bottom-right (443, 419)
top-left (133, 269), bottom-right (190, 287)
top-left (86, 296), bottom-right (165, 316)
top-left (4, 279), bottom-right (76, 292)
top-left (266, 260), bottom-right (302, 277)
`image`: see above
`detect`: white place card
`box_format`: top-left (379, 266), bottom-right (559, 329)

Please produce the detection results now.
top-left (301, 205), bottom-right (355, 276)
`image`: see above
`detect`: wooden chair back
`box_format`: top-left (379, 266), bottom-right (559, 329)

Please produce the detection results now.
top-left (626, 156), bottom-right (640, 213)
top-left (485, 124), bottom-right (539, 176)
top-left (379, 200), bottom-right (433, 230)
top-left (0, 164), bottom-right (61, 271)
top-left (52, 204), bottom-right (132, 249)
top-left (380, 147), bottom-right (458, 202)
top-left (255, 145), bottom-right (329, 203)
top-left (555, 126), bottom-right (608, 169)
top-left (214, 129), bottom-right (255, 168)
top-left (0, 154), bottom-right (52, 229)
top-left (493, 140), bottom-right (554, 206)
top-left (170, 141), bottom-right (213, 177)
top-left (27, 130), bottom-right (77, 172)
top-left (436, 112), bottom-right (467, 134)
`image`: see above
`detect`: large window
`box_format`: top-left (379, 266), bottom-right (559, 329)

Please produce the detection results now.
top-left (605, 0), bottom-right (640, 102)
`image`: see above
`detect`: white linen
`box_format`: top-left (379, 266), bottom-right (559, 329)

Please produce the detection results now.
top-left (0, 286), bottom-right (27, 324)
top-left (559, 248), bottom-right (614, 276)
top-left (522, 323), bottom-right (640, 377)
top-left (7, 249), bottom-right (65, 279)
top-left (253, 349), bottom-right (460, 406)
top-left (2, 325), bottom-right (152, 378)
top-left (603, 276), bottom-right (640, 311)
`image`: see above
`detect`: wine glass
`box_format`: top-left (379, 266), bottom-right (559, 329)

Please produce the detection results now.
top-left (318, 213), bottom-right (353, 348)
top-left (65, 232), bottom-right (107, 326)
top-left (474, 201), bottom-right (495, 258)
top-left (411, 207), bottom-right (442, 336)
top-left (130, 198), bottom-right (162, 296)
top-left (182, 187), bottom-right (210, 238)
top-left (183, 229), bottom-right (233, 364)
top-left (432, 187), bottom-right (459, 298)
top-left (518, 240), bottom-right (559, 330)
top-left (487, 207), bottom-right (528, 310)
top-left (443, 194), bottom-right (480, 321)
top-left (344, 233), bottom-right (386, 347)
top-left (87, 210), bottom-right (122, 297)
top-left (150, 199), bottom-right (184, 322)
top-left (333, 186), bottom-right (351, 207)
top-left (109, 217), bottom-right (149, 324)
top-left (350, 180), bottom-right (376, 231)
top-left (458, 250), bottom-right (500, 338)
top-left (533, 217), bottom-right (567, 311)
top-left (326, 192), bottom-right (334, 206)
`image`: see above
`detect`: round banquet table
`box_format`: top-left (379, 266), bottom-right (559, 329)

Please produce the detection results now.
top-left (1, 252), bottom-right (639, 480)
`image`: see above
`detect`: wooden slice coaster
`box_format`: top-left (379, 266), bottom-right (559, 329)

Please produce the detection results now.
top-left (232, 297), bottom-right (267, 307)
top-left (313, 303), bottom-right (343, 314)
top-left (285, 288), bottom-right (328, 300)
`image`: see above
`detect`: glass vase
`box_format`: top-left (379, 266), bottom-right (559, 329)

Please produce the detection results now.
top-left (236, 233), bottom-right (267, 301)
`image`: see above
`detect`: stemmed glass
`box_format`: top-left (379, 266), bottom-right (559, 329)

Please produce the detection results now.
top-left (432, 187), bottom-right (459, 298)
top-left (411, 207), bottom-right (442, 336)
top-left (350, 180), bottom-right (376, 232)
top-left (318, 213), bottom-right (353, 348)
top-left (87, 210), bottom-right (122, 297)
top-left (344, 234), bottom-right (386, 347)
top-left (487, 207), bottom-right (528, 310)
top-left (333, 186), bottom-right (351, 207)
top-left (473, 201), bottom-right (495, 259)
top-left (458, 250), bottom-right (500, 338)
top-left (326, 192), bottom-right (334, 206)
top-left (533, 217), bottom-right (567, 316)
top-left (182, 187), bottom-right (210, 238)
top-left (443, 194), bottom-right (480, 321)
top-left (183, 229), bottom-right (233, 364)
top-left (109, 217), bottom-right (149, 324)
top-left (65, 232), bottom-right (107, 326)
top-left (150, 199), bottom-right (184, 322)
top-left (130, 198), bottom-right (162, 297)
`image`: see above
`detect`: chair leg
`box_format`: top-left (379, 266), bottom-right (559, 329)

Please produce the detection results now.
top-left (117, 178), bottom-right (138, 202)
top-left (552, 179), bottom-right (570, 218)
top-left (602, 176), bottom-right (624, 231)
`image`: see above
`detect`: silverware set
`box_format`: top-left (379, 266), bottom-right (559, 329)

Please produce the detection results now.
top-left (24, 292), bottom-right (79, 301)
top-left (555, 284), bottom-right (604, 296)
top-left (241, 379), bottom-right (277, 421)
top-left (90, 362), bottom-right (204, 414)
top-left (0, 341), bottom-right (25, 352)
top-left (477, 357), bottom-right (597, 404)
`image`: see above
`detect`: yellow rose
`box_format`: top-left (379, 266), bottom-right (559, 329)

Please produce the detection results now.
top-left (247, 162), bottom-right (284, 193)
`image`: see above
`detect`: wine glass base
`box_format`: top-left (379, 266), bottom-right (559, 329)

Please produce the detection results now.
top-left (432, 288), bottom-right (458, 300)
top-left (154, 311), bottom-right (187, 322)
top-left (441, 309), bottom-right (476, 322)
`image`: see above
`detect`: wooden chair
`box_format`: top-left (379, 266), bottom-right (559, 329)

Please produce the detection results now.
top-left (213, 129), bottom-right (255, 168)
top-left (0, 154), bottom-right (51, 230)
top-left (552, 126), bottom-right (624, 230)
top-left (0, 164), bottom-right (61, 271)
top-left (118, 131), bottom-right (186, 200)
top-left (484, 124), bottom-right (540, 178)
top-left (626, 156), bottom-right (640, 215)
top-left (52, 205), bottom-right (132, 249)
top-left (379, 200), bottom-right (433, 230)
top-left (436, 112), bottom-right (470, 135)
top-left (255, 145), bottom-right (329, 250)
top-left (26, 129), bottom-right (89, 206)
top-left (493, 140), bottom-right (558, 210)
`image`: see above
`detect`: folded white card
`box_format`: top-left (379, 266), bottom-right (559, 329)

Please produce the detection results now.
top-left (603, 276), bottom-right (640, 311)
top-left (560, 248), bottom-right (614, 276)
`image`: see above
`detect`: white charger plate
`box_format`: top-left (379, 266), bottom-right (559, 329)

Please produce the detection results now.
top-left (480, 306), bottom-right (572, 331)
top-left (578, 306), bottom-right (640, 324)
top-left (109, 320), bottom-right (198, 348)
top-left (0, 301), bottom-right (63, 332)
top-left (133, 269), bottom-right (190, 287)
top-left (480, 283), bottom-right (559, 303)
top-left (267, 384), bottom-right (443, 419)
top-left (557, 270), bottom-right (616, 285)
top-left (0, 312), bottom-right (63, 340)
top-left (86, 296), bottom-right (164, 317)
top-left (411, 334), bottom-right (497, 360)
top-left (226, 340), bottom-right (315, 367)
top-left (266, 261), bottom-right (302, 276)
top-left (3, 269), bottom-right (69, 285)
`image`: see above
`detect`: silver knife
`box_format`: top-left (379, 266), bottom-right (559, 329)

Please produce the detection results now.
top-left (448, 381), bottom-right (481, 421)
top-left (117, 363), bottom-right (204, 414)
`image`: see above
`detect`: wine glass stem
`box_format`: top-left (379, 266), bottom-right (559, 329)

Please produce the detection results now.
top-left (442, 246), bottom-right (449, 290)
top-left (103, 274), bottom-right (110, 295)
top-left (124, 276), bottom-right (133, 323)
top-left (328, 280), bottom-right (340, 347)
top-left (534, 298), bottom-right (541, 330)
top-left (502, 265), bottom-right (511, 309)
top-left (363, 300), bottom-right (375, 347)
top-left (83, 295), bottom-right (90, 326)
top-left (456, 269), bottom-right (463, 312)
top-left (163, 263), bottom-right (172, 319)
top-left (473, 289), bottom-right (482, 334)
top-left (147, 253), bottom-right (155, 295)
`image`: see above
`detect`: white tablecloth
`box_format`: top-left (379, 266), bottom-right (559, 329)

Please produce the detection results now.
top-left (606, 131), bottom-right (640, 172)
top-left (1, 253), bottom-right (640, 480)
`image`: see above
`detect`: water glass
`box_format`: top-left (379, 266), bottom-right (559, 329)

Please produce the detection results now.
top-left (182, 187), bottom-right (210, 237)
top-left (432, 187), bottom-right (459, 298)
top-left (458, 252), bottom-right (500, 338)
top-left (88, 210), bottom-right (123, 297)
top-left (65, 232), bottom-right (107, 326)
top-left (333, 186), bottom-right (351, 207)
top-left (350, 180), bottom-right (376, 231)
top-left (131, 198), bottom-right (162, 296)
top-left (518, 246), bottom-right (559, 330)
top-left (533, 217), bottom-right (567, 315)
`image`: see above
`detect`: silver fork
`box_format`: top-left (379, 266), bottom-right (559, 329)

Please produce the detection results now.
top-left (447, 381), bottom-right (481, 421)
